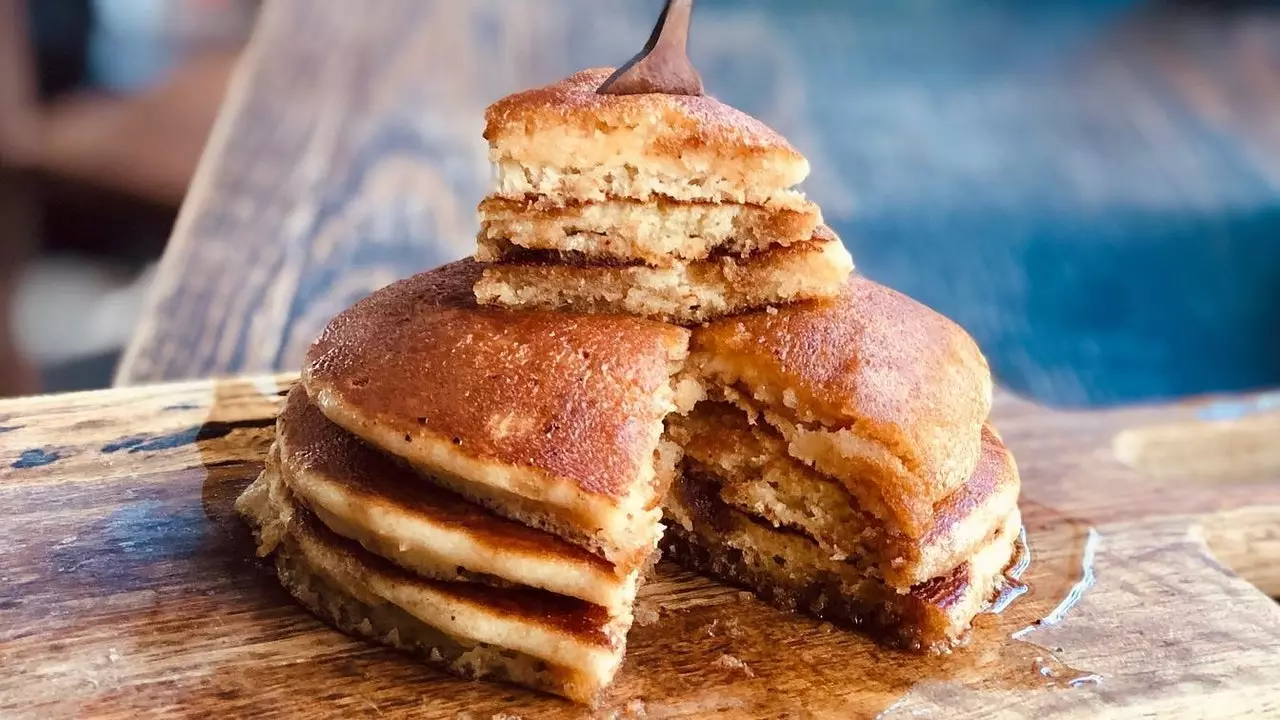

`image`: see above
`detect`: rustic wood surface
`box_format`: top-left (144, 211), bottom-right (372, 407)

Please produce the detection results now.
top-left (115, 0), bottom-right (1280, 406)
top-left (3, 377), bottom-right (1280, 718)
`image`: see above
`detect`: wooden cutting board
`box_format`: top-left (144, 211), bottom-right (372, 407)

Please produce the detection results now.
top-left (2, 375), bottom-right (1280, 719)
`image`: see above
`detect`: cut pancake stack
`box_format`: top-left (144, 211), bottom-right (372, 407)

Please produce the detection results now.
top-left (472, 68), bottom-right (853, 325)
top-left (667, 277), bottom-right (1020, 650)
top-left (238, 261), bottom-right (690, 704)
top-left (237, 63), bottom-right (1023, 705)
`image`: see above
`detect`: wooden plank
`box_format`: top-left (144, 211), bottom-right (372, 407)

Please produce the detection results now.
top-left (115, 1), bottom-right (1280, 407)
top-left (3, 378), bottom-right (1280, 717)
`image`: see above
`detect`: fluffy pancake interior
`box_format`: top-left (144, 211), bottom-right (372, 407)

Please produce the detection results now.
top-left (473, 235), bottom-right (853, 325)
top-left (476, 197), bottom-right (821, 267)
top-left (237, 469), bottom-right (630, 689)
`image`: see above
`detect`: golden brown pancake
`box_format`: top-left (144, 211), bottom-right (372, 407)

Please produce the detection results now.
top-left (663, 468), bottom-right (1021, 652)
top-left (236, 471), bottom-right (627, 704)
top-left (476, 197), bottom-right (821, 267)
top-left (302, 260), bottom-right (688, 571)
top-left (274, 386), bottom-right (643, 613)
top-left (667, 402), bottom-right (1020, 589)
top-left (474, 231), bottom-right (853, 325)
top-left (689, 275), bottom-right (993, 537)
top-left (484, 68), bottom-right (815, 209)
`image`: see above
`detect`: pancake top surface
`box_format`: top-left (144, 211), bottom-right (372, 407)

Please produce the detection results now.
top-left (484, 68), bottom-right (803, 162)
top-left (692, 275), bottom-right (992, 475)
top-left (303, 260), bottom-right (689, 499)
top-left (276, 386), bottom-right (612, 572)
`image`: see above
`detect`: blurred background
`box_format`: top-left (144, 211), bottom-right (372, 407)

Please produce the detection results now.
top-left (0, 0), bottom-right (1277, 406)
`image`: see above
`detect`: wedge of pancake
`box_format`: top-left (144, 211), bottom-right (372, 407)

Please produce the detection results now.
top-left (687, 275), bottom-right (993, 537)
top-left (667, 403), bottom-right (1019, 590)
top-left (484, 68), bottom-right (815, 209)
top-left (274, 385), bottom-right (643, 614)
top-left (663, 469), bottom-right (1021, 651)
top-left (474, 229), bottom-right (853, 325)
top-left (476, 197), bottom-right (821, 267)
top-left (302, 260), bottom-right (689, 571)
top-left (236, 467), bottom-right (627, 704)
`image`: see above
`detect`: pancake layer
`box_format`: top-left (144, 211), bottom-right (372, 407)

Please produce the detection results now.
top-left (302, 260), bottom-right (688, 570)
top-left (476, 197), bottom-right (821, 267)
top-left (663, 469), bottom-right (1020, 652)
top-left (689, 275), bottom-right (992, 537)
top-left (667, 403), bottom-right (1019, 590)
top-left (275, 386), bottom-right (642, 613)
top-left (485, 68), bottom-right (814, 208)
top-left (474, 234), bottom-right (853, 325)
top-left (237, 470), bottom-right (626, 704)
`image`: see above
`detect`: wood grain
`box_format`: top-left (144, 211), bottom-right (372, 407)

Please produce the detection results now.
top-left (115, 0), bottom-right (1280, 406)
top-left (3, 377), bottom-right (1280, 718)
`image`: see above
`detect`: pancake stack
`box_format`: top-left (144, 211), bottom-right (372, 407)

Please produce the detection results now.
top-left (237, 48), bottom-right (1023, 705)
top-left (238, 262), bottom-right (691, 704)
top-left (471, 68), bottom-right (854, 324)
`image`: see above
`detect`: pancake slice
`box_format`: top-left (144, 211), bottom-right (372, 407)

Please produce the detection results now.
top-left (662, 468), bottom-right (1021, 652)
top-left (689, 275), bottom-right (993, 537)
top-left (667, 402), bottom-right (1021, 590)
top-left (474, 230), bottom-right (853, 325)
top-left (302, 260), bottom-right (688, 572)
top-left (275, 386), bottom-right (642, 614)
top-left (237, 469), bottom-right (628, 705)
top-left (485, 68), bottom-right (815, 209)
top-left (476, 197), bottom-right (821, 267)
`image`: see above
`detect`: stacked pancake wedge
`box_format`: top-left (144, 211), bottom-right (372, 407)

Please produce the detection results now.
top-left (668, 276), bottom-right (1020, 650)
top-left (472, 68), bottom-right (853, 324)
top-left (238, 261), bottom-right (689, 704)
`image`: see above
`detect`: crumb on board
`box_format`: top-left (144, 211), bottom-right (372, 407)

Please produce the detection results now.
top-left (634, 603), bottom-right (659, 627)
top-left (705, 617), bottom-right (743, 638)
top-left (736, 591), bottom-right (754, 602)
top-left (713, 653), bottom-right (755, 678)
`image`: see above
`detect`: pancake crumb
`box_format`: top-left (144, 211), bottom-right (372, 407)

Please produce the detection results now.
top-left (634, 603), bottom-right (660, 627)
top-left (713, 653), bottom-right (755, 678)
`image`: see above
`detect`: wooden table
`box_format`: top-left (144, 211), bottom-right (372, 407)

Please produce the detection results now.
top-left (3, 377), bottom-right (1280, 717)
top-left (116, 0), bottom-right (1280, 406)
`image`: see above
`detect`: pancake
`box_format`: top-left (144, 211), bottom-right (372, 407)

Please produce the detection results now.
top-left (688, 275), bottom-right (992, 537)
top-left (667, 402), bottom-right (1020, 589)
top-left (663, 468), bottom-right (1021, 652)
top-left (302, 260), bottom-right (689, 571)
top-left (275, 386), bottom-right (642, 613)
top-left (236, 470), bottom-right (627, 704)
top-left (476, 197), bottom-right (821, 267)
top-left (484, 68), bottom-right (814, 209)
top-left (473, 231), bottom-right (853, 325)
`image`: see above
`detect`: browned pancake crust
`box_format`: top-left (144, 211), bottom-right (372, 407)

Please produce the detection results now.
top-left (302, 260), bottom-right (688, 500)
top-left (276, 386), bottom-right (613, 573)
top-left (485, 68), bottom-right (803, 162)
top-left (691, 275), bottom-right (992, 533)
